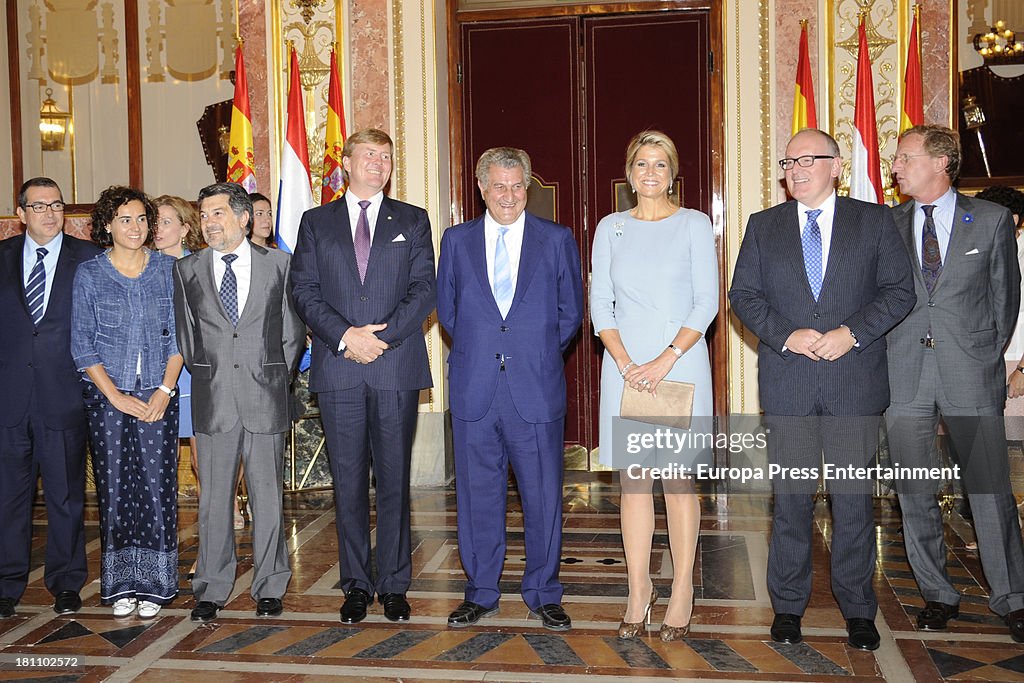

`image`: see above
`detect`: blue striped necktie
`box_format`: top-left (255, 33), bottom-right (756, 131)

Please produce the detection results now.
top-left (802, 209), bottom-right (823, 300)
top-left (25, 247), bottom-right (48, 325)
top-left (493, 227), bottom-right (513, 317)
top-left (220, 253), bottom-right (239, 326)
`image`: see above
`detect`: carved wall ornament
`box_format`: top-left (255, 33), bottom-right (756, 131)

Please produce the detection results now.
top-left (28, 0), bottom-right (121, 85)
top-left (143, 0), bottom-right (234, 83)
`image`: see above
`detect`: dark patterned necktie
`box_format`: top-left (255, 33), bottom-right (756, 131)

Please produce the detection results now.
top-left (25, 247), bottom-right (48, 325)
top-left (354, 200), bottom-right (371, 283)
top-left (802, 209), bottom-right (823, 300)
top-left (921, 204), bottom-right (942, 294)
top-left (220, 253), bottom-right (239, 325)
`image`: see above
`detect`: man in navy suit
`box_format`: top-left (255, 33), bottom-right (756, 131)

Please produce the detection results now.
top-left (437, 147), bottom-right (583, 631)
top-left (291, 129), bottom-right (435, 624)
top-left (729, 129), bottom-right (916, 650)
top-left (0, 178), bottom-right (101, 618)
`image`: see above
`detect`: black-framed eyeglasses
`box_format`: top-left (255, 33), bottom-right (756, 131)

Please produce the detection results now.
top-left (778, 155), bottom-right (835, 170)
top-left (26, 200), bottom-right (65, 213)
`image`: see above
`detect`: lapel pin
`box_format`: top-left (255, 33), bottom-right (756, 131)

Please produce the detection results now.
top-left (614, 221), bottom-right (624, 237)
top-left (386, 215), bottom-right (393, 220)
top-left (963, 213), bottom-right (973, 223)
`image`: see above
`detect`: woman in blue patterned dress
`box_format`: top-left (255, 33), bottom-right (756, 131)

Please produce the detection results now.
top-left (71, 186), bottom-right (183, 619)
top-left (590, 131), bottom-right (718, 641)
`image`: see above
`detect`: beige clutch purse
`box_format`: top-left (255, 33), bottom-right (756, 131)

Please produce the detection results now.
top-left (620, 380), bottom-right (694, 430)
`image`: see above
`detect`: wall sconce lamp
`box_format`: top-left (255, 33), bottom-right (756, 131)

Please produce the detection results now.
top-left (39, 88), bottom-right (71, 152)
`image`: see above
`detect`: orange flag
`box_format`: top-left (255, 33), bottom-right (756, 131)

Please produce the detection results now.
top-left (792, 21), bottom-right (818, 135)
top-left (321, 48), bottom-right (348, 204)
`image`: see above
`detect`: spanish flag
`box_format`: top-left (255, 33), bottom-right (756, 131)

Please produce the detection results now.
top-left (321, 47), bottom-right (347, 205)
top-left (900, 9), bottom-right (923, 132)
top-left (792, 21), bottom-right (818, 135)
top-left (226, 42), bottom-right (256, 192)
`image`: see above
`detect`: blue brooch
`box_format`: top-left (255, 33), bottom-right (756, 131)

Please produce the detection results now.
top-left (614, 221), bottom-right (624, 237)
top-left (963, 213), bottom-right (973, 223)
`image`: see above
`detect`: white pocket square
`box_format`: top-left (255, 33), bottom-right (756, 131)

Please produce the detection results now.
top-left (392, 234), bottom-right (406, 242)
top-left (965, 248), bottom-right (979, 255)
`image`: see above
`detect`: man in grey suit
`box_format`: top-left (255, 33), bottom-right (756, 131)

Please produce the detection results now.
top-left (730, 129), bottom-right (916, 650)
top-left (886, 124), bottom-right (1024, 642)
top-left (174, 182), bottom-right (305, 622)
top-left (291, 129), bottom-right (435, 624)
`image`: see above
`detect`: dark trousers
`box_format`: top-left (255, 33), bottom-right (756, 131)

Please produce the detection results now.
top-left (765, 411), bottom-right (879, 620)
top-left (0, 388), bottom-right (88, 602)
top-left (452, 373), bottom-right (565, 610)
top-left (320, 383), bottom-right (418, 596)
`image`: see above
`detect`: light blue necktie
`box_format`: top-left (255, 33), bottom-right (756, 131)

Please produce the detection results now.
top-left (220, 253), bottom-right (239, 326)
top-left (25, 247), bottom-right (48, 325)
top-left (802, 209), bottom-right (823, 301)
top-left (493, 227), bottom-right (513, 318)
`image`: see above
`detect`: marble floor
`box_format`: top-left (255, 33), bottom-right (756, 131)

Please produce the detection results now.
top-left (2, 474), bottom-right (1024, 682)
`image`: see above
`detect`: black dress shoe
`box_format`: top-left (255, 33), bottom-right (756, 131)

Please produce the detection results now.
top-left (770, 613), bottom-right (803, 644)
top-left (190, 601), bottom-right (220, 622)
top-left (0, 597), bottom-right (15, 618)
top-left (379, 593), bottom-right (411, 622)
top-left (1007, 608), bottom-right (1024, 643)
top-left (256, 597), bottom-right (283, 617)
top-left (917, 601), bottom-right (959, 630)
top-left (448, 600), bottom-right (499, 628)
top-left (340, 588), bottom-right (371, 623)
top-left (53, 591), bottom-right (81, 615)
top-left (529, 603), bottom-right (572, 631)
top-left (846, 618), bottom-right (880, 650)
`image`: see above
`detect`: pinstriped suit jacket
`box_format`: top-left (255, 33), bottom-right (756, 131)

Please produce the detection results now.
top-left (729, 196), bottom-right (916, 417)
top-left (886, 192), bottom-right (1020, 408)
top-left (290, 195), bottom-right (436, 393)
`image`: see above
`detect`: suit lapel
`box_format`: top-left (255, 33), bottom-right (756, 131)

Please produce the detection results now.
top-left (779, 202), bottom-right (816, 301)
top-left (820, 199), bottom-right (856, 297)
top-left (238, 243), bottom-right (268, 326)
top-left (4, 235), bottom-right (31, 319)
top-left (505, 213), bottom-right (542, 319)
top-left (465, 217), bottom-right (501, 318)
top-left (196, 248), bottom-right (232, 324)
top-left (45, 237), bottom-right (80, 323)
top-left (893, 200), bottom-right (926, 288)
top-left (331, 194), bottom-right (359, 282)
top-left (364, 197), bottom-right (399, 283)
top-left (935, 192), bottom-right (973, 295)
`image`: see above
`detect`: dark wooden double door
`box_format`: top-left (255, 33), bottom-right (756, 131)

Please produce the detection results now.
top-left (459, 10), bottom-right (716, 468)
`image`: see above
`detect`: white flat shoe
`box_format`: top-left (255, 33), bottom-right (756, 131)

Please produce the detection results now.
top-left (112, 597), bottom-right (137, 617)
top-left (138, 601), bottom-right (161, 619)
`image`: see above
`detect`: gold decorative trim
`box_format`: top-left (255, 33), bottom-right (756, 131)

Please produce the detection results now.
top-left (392, 0), bottom-right (406, 199)
top-left (420, 0), bottom-right (435, 411)
top-left (759, 0), bottom-right (772, 211)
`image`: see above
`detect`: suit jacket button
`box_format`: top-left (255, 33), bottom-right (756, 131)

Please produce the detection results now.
top-left (813, 313), bottom-right (820, 319)
top-left (360, 296), bottom-right (368, 302)
top-left (927, 301), bottom-right (935, 307)
top-left (32, 330), bottom-right (38, 336)
top-left (234, 364), bottom-right (239, 368)
top-left (500, 325), bottom-right (509, 332)
top-left (233, 333), bottom-right (239, 338)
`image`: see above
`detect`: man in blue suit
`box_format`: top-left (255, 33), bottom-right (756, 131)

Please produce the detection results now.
top-left (0, 178), bottom-right (101, 618)
top-left (291, 129), bottom-right (435, 624)
top-left (438, 147), bottom-right (583, 631)
top-left (730, 129), bottom-right (916, 650)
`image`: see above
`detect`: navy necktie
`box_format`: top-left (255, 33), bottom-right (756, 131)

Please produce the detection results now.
top-left (802, 209), bottom-right (823, 300)
top-left (220, 253), bottom-right (239, 326)
top-left (25, 247), bottom-right (48, 325)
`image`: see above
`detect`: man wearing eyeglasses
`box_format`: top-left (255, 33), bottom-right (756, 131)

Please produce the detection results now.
top-left (730, 129), bottom-right (915, 650)
top-left (886, 124), bottom-right (1024, 643)
top-left (0, 178), bottom-right (101, 619)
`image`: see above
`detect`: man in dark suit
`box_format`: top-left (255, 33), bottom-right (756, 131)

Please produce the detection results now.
top-left (0, 177), bottom-right (101, 618)
top-left (886, 124), bottom-right (1024, 642)
top-left (437, 147), bottom-right (583, 631)
top-left (729, 129), bottom-right (916, 650)
top-left (291, 128), bottom-right (435, 624)
top-left (174, 183), bottom-right (305, 622)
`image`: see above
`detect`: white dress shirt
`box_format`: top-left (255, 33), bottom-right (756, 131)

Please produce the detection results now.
top-left (797, 191), bottom-right (837, 273)
top-left (912, 186), bottom-right (957, 264)
top-left (484, 210), bottom-right (526, 296)
top-left (346, 190), bottom-right (384, 243)
top-left (211, 238), bottom-right (252, 318)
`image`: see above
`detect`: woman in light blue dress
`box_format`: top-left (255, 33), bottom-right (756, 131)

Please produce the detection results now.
top-left (590, 130), bottom-right (718, 641)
